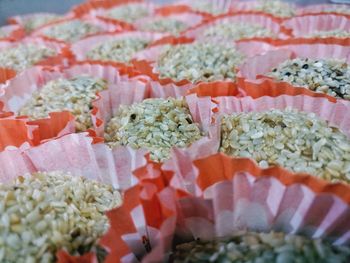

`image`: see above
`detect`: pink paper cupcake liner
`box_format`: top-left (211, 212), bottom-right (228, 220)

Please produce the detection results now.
top-left (0, 131), bottom-right (147, 190)
top-left (91, 82), bottom-right (220, 162)
top-left (0, 24), bottom-right (25, 40)
top-left (31, 17), bottom-right (121, 43)
top-left (298, 4), bottom-right (350, 17)
top-left (133, 12), bottom-right (205, 34)
top-left (184, 12), bottom-right (289, 41)
top-left (0, 62), bottom-right (147, 148)
top-left (283, 13), bottom-right (350, 41)
top-left (237, 43), bottom-right (350, 102)
top-left (82, 153), bottom-right (350, 262)
top-left (70, 31), bottom-right (166, 61)
top-left (132, 36), bottom-right (275, 98)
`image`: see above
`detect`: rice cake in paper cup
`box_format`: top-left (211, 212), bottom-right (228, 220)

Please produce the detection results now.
top-left (237, 44), bottom-right (350, 103)
top-left (0, 63), bottom-right (148, 148)
top-left (215, 95), bottom-right (350, 184)
top-left (132, 36), bottom-right (275, 98)
top-left (173, 0), bottom-right (236, 15)
top-left (0, 132), bottom-right (147, 262)
top-left (92, 79), bottom-right (220, 162)
top-left (299, 4), bottom-right (350, 17)
top-left (184, 13), bottom-right (289, 42)
top-left (0, 25), bottom-right (25, 41)
top-left (71, 31), bottom-right (166, 65)
top-left (133, 12), bottom-right (204, 35)
top-left (7, 12), bottom-right (67, 33)
top-left (31, 17), bottom-right (120, 43)
top-left (281, 14), bottom-right (350, 46)
top-left (0, 37), bottom-right (71, 84)
top-left (84, 155), bottom-right (350, 262)
top-left (232, 0), bottom-right (297, 19)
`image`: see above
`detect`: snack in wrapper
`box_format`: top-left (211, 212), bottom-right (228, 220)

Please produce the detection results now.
top-left (0, 43), bottom-right (56, 72)
top-left (86, 37), bottom-right (150, 64)
top-left (0, 171), bottom-right (121, 263)
top-left (267, 58), bottom-right (350, 100)
top-left (40, 19), bottom-right (102, 43)
top-left (103, 3), bottom-right (151, 23)
top-left (171, 231), bottom-right (350, 263)
top-left (155, 42), bottom-right (245, 83)
top-left (19, 76), bottom-right (107, 132)
top-left (104, 98), bottom-right (203, 162)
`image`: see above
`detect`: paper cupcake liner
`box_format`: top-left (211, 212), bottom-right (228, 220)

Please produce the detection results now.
top-left (133, 12), bottom-right (205, 35)
top-left (184, 12), bottom-right (289, 41)
top-left (73, 1), bottom-right (157, 31)
top-left (91, 153), bottom-right (350, 262)
top-left (0, 62), bottom-right (145, 148)
top-left (0, 37), bottom-right (71, 84)
top-left (298, 4), bottom-right (350, 17)
top-left (70, 31), bottom-right (166, 61)
top-left (231, 1), bottom-right (297, 20)
top-left (283, 14), bottom-right (350, 40)
top-left (0, 132), bottom-right (147, 189)
top-left (91, 84), bottom-right (220, 162)
top-left (132, 36), bottom-right (275, 98)
top-left (31, 17), bottom-right (121, 44)
top-left (161, 94), bottom-right (350, 197)
top-left (0, 24), bottom-right (25, 40)
top-left (237, 44), bottom-right (350, 103)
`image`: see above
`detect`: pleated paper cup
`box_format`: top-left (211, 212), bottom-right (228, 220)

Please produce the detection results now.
top-left (82, 153), bottom-right (350, 262)
top-left (184, 12), bottom-right (289, 41)
top-left (298, 4), bottom-right (350, 17)
top-left (0, 24), bottom-right (25, 40)
top-left (237, 44), bottom-right (350, 103)
top-left (282, 14), bottom-right (350, 46)
top-left (0, 37), bottom-right (72, 84)
top-left (132, 36), bottom-right (275, 98)
top-left (0, 62), bottom-right (147, 148)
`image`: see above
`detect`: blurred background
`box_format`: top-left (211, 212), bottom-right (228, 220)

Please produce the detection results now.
top-left (0, 0), bottom-right (344, 25)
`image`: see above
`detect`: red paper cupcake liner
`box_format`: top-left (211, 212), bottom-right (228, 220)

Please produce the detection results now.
top-left (237, 43), bottom-right (350, 103)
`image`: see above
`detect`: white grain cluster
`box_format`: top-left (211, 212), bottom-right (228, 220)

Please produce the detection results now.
top-left (41, 20), bottom-right (101, 43)
top-left (0, 43), bottom-right (56, 72)
top-left (105, 98), bottom-right (203, 162)
top-left (307, 29), bottom-right (350, 38)
top-left (105, 3), bottom-right (150, 23)
top-left (23, 14), bottom-right (62, 33)
top-left (139, 18), bottom-right (187, 35)
top-left (221, 108), bottom-right (350, 183)
top-left (203, 22), bottom-right (276, 40)
top-left (0, 171), bottom-right (122, 263)
top-left (19, 76), bottom-right (107, 131)
top-left (86, 38), bottom-right (149, 63)
top-left (173, 231), bottom-right (350, 262)
top-left (189, 0), bottom-right (228, 15)
top-left (156, 42), bottom-right (245, 83)
top-left (254, 0), bottom-right (296, 18)
top-left (267, 58), bottom-right (350, 100)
